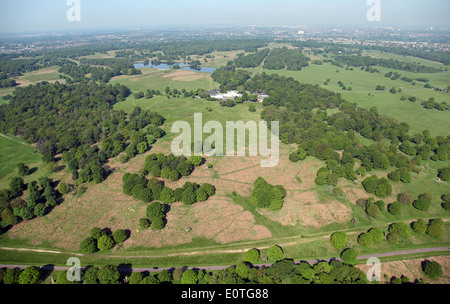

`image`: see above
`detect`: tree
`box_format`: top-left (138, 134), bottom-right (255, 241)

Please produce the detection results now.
top-left (90, 227), bottom-right (106, 239)
top-left (368, 228), bottom-right (384, 243)
top-left (188, 156), bottom-right (204, 167)
top-left (437, 167), bottom-right (450, 181)
top-left (422, 261), bottom-right (443, 279)
top-left (181, 187), bottom-right (197, 205)
top-left (244, 248), bottom-right (260, 263)
top-left (159, 188), bottom-right (175, 204)
top-left (146, 202), bottom-right (165, 220)
top-left (112, 229), bottom-right (128, 243)
top-left (366, 204), bottom-right (379, 218)
top-left (79, 237), bottom-right (98, 254)
top-left (426, 220), bottom-right (444, 238)
top-left (18, 266), bottom-right (40, 284)
top-left (128, 272), bottom-right (144, 284)
top-left (151, 217), bottom-right (165, 230)
top-left (340, 248), bottom-right (357, 265)
top-left (268, 245), bottom-right (284, 262)
top-left (388, 201), bottom-right (402, 215)
top-left (58, 182), bottom-right (71, 195)
top-left (97, 235), bottom-right (115, 251)
top-left (17, 163), bottom-right (30, 176)
top-left (181, 269), bottom-right (198, 284)
top-left (413, 199), bottom-right (430, 211)
top-left (139, 218), bottom-right (151, 229)
top-left (3, 268), bottom-right (21, 284)
top-left (357, 233), bottom-right (374, 248)
top-left (388, 222), bottom-right (410, 240)
top-left (412, 219), bottom-right (428, 234)
top-left (98, 265), bottom-right (121, 284)
top-left (330, 232), bottom-right (347, 250)
top-left (235, 262), bottom-right (252, 279)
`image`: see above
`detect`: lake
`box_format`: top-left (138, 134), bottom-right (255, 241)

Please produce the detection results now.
top-left (134, 62), bottom-right (217, 74)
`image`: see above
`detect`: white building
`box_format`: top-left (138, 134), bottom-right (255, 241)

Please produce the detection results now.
top-left (210, 90), bottom-right (242, 100)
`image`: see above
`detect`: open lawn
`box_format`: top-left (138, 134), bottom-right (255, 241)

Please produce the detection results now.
top-left (0, 134), bottom-right (43, 189)
top-left (110, 68), bottom-right (218, 92)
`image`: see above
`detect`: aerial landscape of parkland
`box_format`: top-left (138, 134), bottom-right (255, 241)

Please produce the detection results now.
top-left (0, 0), bottom-right (448, 297)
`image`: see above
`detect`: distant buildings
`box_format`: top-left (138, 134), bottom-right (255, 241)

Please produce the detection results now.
top-left (206, 90), bottom-right (269, 103)
top-left (208, 90), bottom-right (242, 100)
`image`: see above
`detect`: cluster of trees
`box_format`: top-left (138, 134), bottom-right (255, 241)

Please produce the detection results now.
top-left (0, 176), bottom-right (62, 231)
top-left (228, 49), bottom-right (270, 68)
top-left (411, 218), bottom-right (444, 238)
top-left (357, 228), bottom-right (385, 248)
top-left (79, 227), bottom-right (129, 254)
top-left (356, 197), bottom-right (386, 218)
top-left (0, 78), bottom-right (16, 88)
top-left (362, 175), bottom-right (392, 198)
top-left (0, 82), bottom-right (166, 185)
top-left (442, 193), bottom-right (450, 211)
top-left (420, 97), bottom-right (449, 111)
top-left (333, 55), bottom-right (442, 73)
top-left (0, 266), bottom-right (42, 284)
top-left (143, 153), bottom-right (204, 182)
top-left (211, 66), bottom-right (252, 92)
top-left (263, 47), bottom-right (310, 71)
top-left (249, 177), bottom-right (286, 211)
top-left (122, 170), bottom-right (215, 207)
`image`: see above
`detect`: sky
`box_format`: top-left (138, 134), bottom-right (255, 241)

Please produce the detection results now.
top-left (0, 0), bottom-right (449, 33)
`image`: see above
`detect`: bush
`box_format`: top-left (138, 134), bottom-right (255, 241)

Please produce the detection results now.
top-left (388, 201), bottom-right (402, 215)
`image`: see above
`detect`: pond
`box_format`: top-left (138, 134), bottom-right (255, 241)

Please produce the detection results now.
top-left (134, 62), bottom-right (216, 74)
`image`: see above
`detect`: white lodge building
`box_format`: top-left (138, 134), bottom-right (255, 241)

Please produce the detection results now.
top-left (210, 90), bottom-right (242, 100)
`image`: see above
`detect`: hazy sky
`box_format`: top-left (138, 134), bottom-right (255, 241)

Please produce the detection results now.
top-left (0, 0), bottom-right (449, 33)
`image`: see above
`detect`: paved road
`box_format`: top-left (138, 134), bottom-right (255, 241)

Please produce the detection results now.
top-left (0, 247), bottom-right (448, 273)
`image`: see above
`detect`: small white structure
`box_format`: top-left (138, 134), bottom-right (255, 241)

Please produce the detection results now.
top-left (257, 93), bottom-right (270, 103)
top-left (210, 90), bottom-right (242, 100)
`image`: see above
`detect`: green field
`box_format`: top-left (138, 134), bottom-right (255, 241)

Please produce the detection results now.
top-left (0, 134), bottom-right (43, 188)
top-left (110, 68), bottom-right (219, 93)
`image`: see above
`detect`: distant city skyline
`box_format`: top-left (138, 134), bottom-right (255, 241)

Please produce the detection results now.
top-left (0, 0), bottom-right (449, 34)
